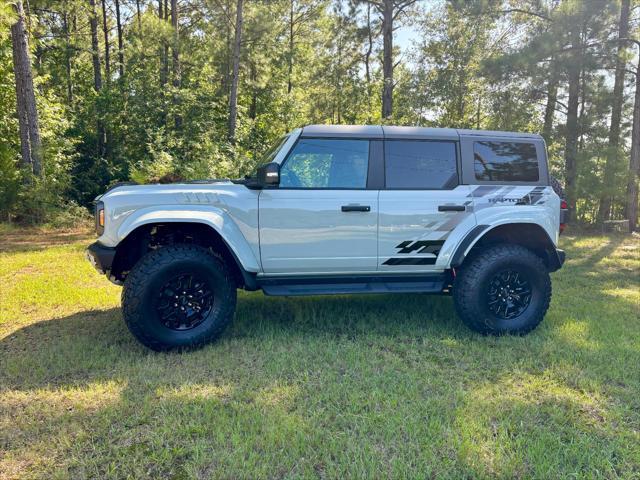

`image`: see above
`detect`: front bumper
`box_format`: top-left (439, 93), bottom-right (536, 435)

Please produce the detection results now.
top-left (86, 242), bottom-right (116, 275)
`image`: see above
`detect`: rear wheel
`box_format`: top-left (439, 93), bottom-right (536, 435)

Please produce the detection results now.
top-left (122, 244), bottom-right (236, 351)
top-left (453, 244), bottom-right (551, 335)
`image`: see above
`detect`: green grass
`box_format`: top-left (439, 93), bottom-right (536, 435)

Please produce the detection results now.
top-left (1, 227), bottom-right (639, 479)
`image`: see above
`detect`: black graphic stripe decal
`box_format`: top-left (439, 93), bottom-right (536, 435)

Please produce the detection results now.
top-left (383, 240), bottom-right (445, 266)
top-left (528, 186), bottom-right (546, 205)
top-left (467, 186), bottom-right (501, 197)
top-left (383, 257), bottom-right (437, 266)
top-left (396, 240), bottom-right (444, 254)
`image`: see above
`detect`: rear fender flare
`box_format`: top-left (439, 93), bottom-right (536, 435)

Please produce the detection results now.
top-left (450, 221), bottom-right (562, 271)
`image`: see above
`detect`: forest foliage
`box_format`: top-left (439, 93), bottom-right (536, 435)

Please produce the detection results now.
top-left (0, 0), bottom-right (639, 228)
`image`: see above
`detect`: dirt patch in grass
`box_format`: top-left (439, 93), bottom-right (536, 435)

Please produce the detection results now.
top-left (0, 225), bottom-right (94, 253)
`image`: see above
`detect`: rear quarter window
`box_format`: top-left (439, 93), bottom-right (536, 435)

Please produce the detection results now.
top-left (385, 140), bottom-right (458, 189)
top-left (474, 141), bottom-right (539, 182)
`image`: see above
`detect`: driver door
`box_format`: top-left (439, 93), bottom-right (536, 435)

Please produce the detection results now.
top-left (259, 138), bottom-right (378, 274)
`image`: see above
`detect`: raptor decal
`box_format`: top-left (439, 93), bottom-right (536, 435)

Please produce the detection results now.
top-left (469, 185), bottom-right (550, 208)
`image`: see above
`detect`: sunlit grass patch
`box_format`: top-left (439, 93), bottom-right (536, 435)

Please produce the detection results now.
top-left (0, 229), bottom-right (638, 478)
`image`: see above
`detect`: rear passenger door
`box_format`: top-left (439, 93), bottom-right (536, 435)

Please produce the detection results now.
top-left (378, 138), bottom-right (476, 271)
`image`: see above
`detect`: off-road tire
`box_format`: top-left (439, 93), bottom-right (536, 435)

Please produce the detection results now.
top-left (122, 244), bottom-right (236, 351)
top-left (453, 244), bottom-right (551, 335)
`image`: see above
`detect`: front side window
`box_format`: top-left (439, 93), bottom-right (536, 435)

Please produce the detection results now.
top-left (279, 139), bottom-right (369, 188)
top-left (474, 141), bottom-right (539, 182)
top-left (385, 140), bottom-right (458, 189)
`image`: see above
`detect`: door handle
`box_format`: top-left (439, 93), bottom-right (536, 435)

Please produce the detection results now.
top-left (438, 205), bottom-right (466, 212)
top-left (341, 205), bottom-right (371, 212)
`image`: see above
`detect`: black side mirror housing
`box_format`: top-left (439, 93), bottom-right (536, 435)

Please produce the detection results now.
top-left (257, 162), bottom-right (280, 187)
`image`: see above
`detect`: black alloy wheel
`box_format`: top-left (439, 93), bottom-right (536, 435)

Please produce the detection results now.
top-left (486, 269), bottom-right (532, 320)
top-left (156, 273), bottom-right (214, 331)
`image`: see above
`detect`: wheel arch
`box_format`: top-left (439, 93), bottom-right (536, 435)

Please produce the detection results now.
top-left (451, 222), bottom-right (563, 272)
top-left (111, 220), bottom-right (258, 289)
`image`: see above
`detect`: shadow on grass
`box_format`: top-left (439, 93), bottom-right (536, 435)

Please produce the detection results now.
top-left (1, 233), bottom-right (638, 477)
top-left (0, 292), bottom-right (462, 387)
top-left (560, 234), bottom-right (627, 266)
top-left (2, 285), bottom-right (638, 477)
top-left (1, 279), bottom-right (636, 393)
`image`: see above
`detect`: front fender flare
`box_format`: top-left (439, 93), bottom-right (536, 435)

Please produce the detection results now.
top-left (117, 205), bottom-right (260, 272)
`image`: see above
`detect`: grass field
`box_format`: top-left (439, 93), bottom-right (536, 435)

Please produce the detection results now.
top-left (1, 225), bottom-right (639, 479)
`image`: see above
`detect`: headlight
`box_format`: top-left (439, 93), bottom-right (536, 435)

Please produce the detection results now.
top-left (96, 201), bottom-right (105, 235)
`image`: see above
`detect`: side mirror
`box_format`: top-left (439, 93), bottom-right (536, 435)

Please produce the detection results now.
top-left (257, 162), bottom-right (280, 187)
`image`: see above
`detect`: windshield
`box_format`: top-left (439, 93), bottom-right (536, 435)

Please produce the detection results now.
top-left (259, 134), bottom-right (289, 165)
top-left (242, 135), bottom-right (289, 181)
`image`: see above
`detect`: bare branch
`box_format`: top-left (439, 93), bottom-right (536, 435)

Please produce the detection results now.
top-left (491, 8), bottom-right (551, 22)
top-left (392, 0), bottom-right (419, 21)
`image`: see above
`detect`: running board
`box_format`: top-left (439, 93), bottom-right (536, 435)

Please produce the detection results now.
top-left (258, 274), bottom-right (448, 296)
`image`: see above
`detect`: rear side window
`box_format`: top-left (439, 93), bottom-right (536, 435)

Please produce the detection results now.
top-left (385, 140), bottom-right (458, 189)
top-left (280, 139), bottom-right (369, 188)
top-left (474, 141), bottom-right (539, 182)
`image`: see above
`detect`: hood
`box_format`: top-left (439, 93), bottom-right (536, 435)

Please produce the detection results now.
top-left (97, 179), bottom-right (236, 201)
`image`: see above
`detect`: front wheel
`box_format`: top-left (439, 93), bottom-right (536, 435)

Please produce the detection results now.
top-left (122, 244), bottom-right (237, 351)
top-left (453, 244), bottom-right (551, 335)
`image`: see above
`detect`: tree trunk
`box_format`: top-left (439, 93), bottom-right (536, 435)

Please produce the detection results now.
top-left (89, 0), bottom-right (105, 156)
top-left (62, 11), bottom-right (73, 105)
top-left (171, 0), bottom-right (181, 128)
top-left (101, 0), bottom-right (111, 84)
top-left (249, 61), bottom-right (257, 120)
top-left (626, 52), bottom-right (640, 232)
top-left (381, 0), bottom-right (393, 120)
top-left (287, 0), bottom-right (294, 94)
top-left (364, 2), bottom-right (373, 121)
top-left (159, 0), bottom-right (165, 88)
top-left (364, 2), bottom-right (372, 86)
top-left (159, 0), bottom-right (168, 126)
top-left (10, 0), bottom-right (42, 177)
top-left (136, 0), bottom-right (142, 30)
top-left (115, 0), bottom-right (124, 78)
top-left (598, 0), bottom-right (630, 223)
top-left (224, 0), bottom-right (231, 93)
top-left (564, 25), bottom-right (582, 221)
top-left (228, 0), bottom-right (243, 142)
top-left (89, 0), bottom-right (102, 90)
top-left (542, 59), bottom-right (558, 144)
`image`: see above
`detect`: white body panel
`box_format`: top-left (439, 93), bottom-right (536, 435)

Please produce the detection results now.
top-left (471, 185), bottom-right (560, 244)
top-left (378, 186), bottom-right (474, 271)
top-left (97, 182), bottom-right (262, 272)
top-left (94, 125), bottom-right (561, 281)
top-left (258, 189), bottom-right (378, 274)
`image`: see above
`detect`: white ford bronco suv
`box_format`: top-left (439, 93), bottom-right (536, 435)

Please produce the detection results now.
top-left (87, 125), bottom-right (567, 350)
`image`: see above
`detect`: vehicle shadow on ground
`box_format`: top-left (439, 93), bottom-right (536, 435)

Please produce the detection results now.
top-left (2, 232), bottom-right (635, 394)
top-left (1, 292), bottom-right (461, 388)
top-left (1, 280), bottom-right (636, 394)
top-left (2, 250), bottom-right (638, 477)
